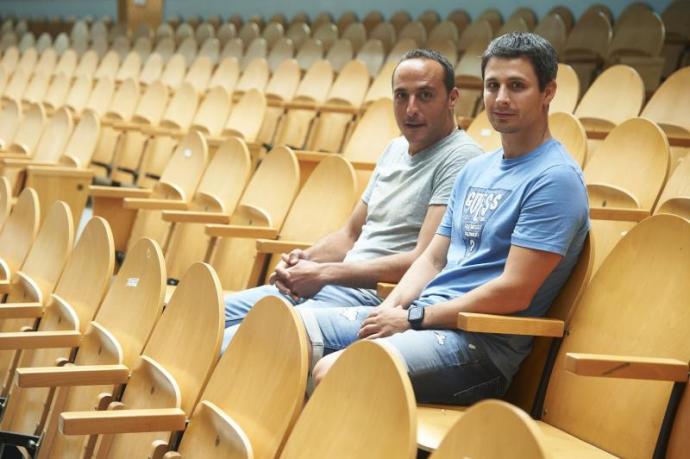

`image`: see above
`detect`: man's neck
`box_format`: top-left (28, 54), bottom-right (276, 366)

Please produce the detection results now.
top-left (501, 123), bottom-right (551, 159)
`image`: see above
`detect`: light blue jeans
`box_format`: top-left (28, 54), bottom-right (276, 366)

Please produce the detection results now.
top-left (221, 284), bottom-right (382, 352)
top-left (298, 303), bottom-right (509, 405)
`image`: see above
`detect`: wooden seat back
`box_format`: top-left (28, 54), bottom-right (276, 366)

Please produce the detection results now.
top-left (40, 238), bottom-right (166, 457)
top-left (73, 49), bottom-right (98, 79)
top-left (234, 57), bottom-right (269, 97)
top-left (159, 81), bottom-right (199, 130)
top-left (104, 77), bottom-right (139, 122)
top-left (95, 262), bottom-right (223, 458)
top-left (16, 47), bottom-right (38, 74)
top-left (84, 76), bottom-right (115, 117)
top-left (549, 112), bottom-right (587, 167)
top-left (210, 146), bottom-right (300, 290)
top-left (534, 13), bottom-right (567, 55)
top-left (0, 177), bottom-right (10, 228)
top-left (0, 217), bottom-right (114, 435)
top-left (176, 36), bottom-right (199, 67)
top-left (174, 295), bottom-right (308, 458)
top-left (399, 21), bottom-right (427, 46)
top-left (370, 22), bottom-right (396, 53)
top-left (184, 55), bottom-right (212, 93)
top-left (386, 38), bottom-right (417, 65)
top-left (457, 19), bottom-right (493, 55)
top-left (280, 340), bottom-right (416, 459)
top-left (5, 102), bottom-right (45, 156)
top-left (609, 7), bottom-right (664, 58)
top-left (430, 400), bottom-right (548, 459)
top-left (154, 37), bottom-right (176, 63)
top-left (0, 187), bottom-right (39, 282)
top-left (59, 110), bottom-right (100, 168)
top-left (295, 38), bottom-right (323, 71)
top-left (160, 53), bottom-right (186, 89)
top-left (139, 52), bottom-right (164, 86)
top-left (165, 138), bottom-right (251, 280)
top-left (190, 86), bottom-right (231, 136)
top-left (550, 63), bottom-right (579, 114)
top-left (2, 68), bottom-right (29, 102)
top-left (655, 155), bottom-right (690, 220)
top-left (575, 65), bottom-right (644, 132)
top-left (21, 71), bottom-right (51, 105)
top-left (265, 58), bottom-right (300, 102)
top-left (198, 37), bottom-right (220, 64)
top-left (208, 56), bottom-right (239, 94)
top-left (131, 79), bottom-right (169, 125)
top-left (116, 50), bottom-right (142, 83)
top-left (364, 60), bottom-right (395, 104)
top-left (64, 76), bottom-right (94, 116)
top-left (563, 11), bottom-right (611, 60)
top-left (94, 50), bottom-right (121, 80)
top-left (240, 38), bottom-right (268, 71)
top-left (641, 66), bottom-right (690, 138)
top-left (541, 214), bottom-right (690, 459)
top-left (0, 98), bottom-right (21, 147)
top-left (223, 89), bottom-right (266, 142)
top-left (354, 39), bottom-right (384, 79)
top-left (467, 110), bottom-right (501, 152)
top-left (32, 107), bottom-right (73, 163)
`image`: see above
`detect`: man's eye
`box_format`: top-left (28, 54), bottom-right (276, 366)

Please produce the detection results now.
top-left (420, 91), bottom-right (432, 100)
top-left (511, 82), bottom-right (524, 90)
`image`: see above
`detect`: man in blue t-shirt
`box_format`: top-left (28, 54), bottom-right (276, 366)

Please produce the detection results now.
top-left (298, 32), bottom-right (590, 405)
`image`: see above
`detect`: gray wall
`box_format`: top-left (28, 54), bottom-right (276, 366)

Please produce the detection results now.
top-left (0, 0), bottom-right (673, 23)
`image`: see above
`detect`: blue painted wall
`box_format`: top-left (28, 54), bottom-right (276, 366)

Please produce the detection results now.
top-left (0, 0), bottom-right (674, 23)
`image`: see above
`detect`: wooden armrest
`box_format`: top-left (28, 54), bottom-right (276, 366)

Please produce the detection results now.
top-left (123, 198), bottom-right (188, 210)
top-left (26, 166), bottom-right (94, 178)
top-left (161, 211), bottom-right (230, 224)
top-left (667, 135), bottom-right (690, 148)
top-left (565, 353), bottom-right (689, 382)
top-left (60, 408), bottom-right (187, 435)
top-left (349, 160), bottom-right (377, 171)
top-left (90, 186), bottom-right (152, 199)
top-left (16, 364), bottom-right (130, 388)
top-left (0, 330), bottom-right (80, 350)
top-left (284, 100), bottom-right (318, 110)
top-left (0, 302), bottom-right (44, 319)
top-left (205, 224), bottom-right (279, 239)
top-left (456, 313), bottom-right (565, 338)
top-left (376, 283), bottom-right (396, 299)
top-left (0, 279), bottom-right (10, 294)
top-left (206, 135), bottom-right (228, 147)
top-left (0, 148), bottom-right (30, 158)
top-left (0, 157), bottom-right (33, 166)
top-left (255, 239), bottom-right (311, 254)
top-left (295, 150), bottom-right (330, 163)
top-left (318, 102), bottom-right (359, 114)
top-left (589, 207), bottom-right (650, 222)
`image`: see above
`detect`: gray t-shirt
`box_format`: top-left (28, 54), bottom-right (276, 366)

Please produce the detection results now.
top-left (344, 129), bottom-right (482, 263)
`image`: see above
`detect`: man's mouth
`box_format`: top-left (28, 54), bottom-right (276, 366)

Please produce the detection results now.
top-left (405, 122), bottom-right (425, 128)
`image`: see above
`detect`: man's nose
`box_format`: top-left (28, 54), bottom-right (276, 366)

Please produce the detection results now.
top-left (496, 85), bottom-right (510, 104)
top-left (406, 95), bottom-right (419, 116)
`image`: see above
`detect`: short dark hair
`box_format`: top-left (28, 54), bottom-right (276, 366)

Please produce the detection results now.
top-left (394, 48), bottom-right (455, 93)
top-left (481, 32), bottom-right (558, 91)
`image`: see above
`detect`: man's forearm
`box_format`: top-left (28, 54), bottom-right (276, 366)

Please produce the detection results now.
top-left (317, 251), bottom-right (419, 290)
top-left (303, 230), bottom-right (356, 263)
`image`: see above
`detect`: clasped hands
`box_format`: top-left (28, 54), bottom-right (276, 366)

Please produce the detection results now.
top-left (270, 249), bottom-right (325, 300)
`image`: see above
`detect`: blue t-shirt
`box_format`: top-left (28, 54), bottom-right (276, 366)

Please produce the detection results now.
top-left (418, 138), bottom-right (590, 380)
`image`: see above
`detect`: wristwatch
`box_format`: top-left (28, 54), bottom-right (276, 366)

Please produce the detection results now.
top-left (407, 305), bottom-right (425, 330)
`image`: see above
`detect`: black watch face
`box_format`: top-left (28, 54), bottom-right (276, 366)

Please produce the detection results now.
top-left (409, 306), bottom-right (424, 322)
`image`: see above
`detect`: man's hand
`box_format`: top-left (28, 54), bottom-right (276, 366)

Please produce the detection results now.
top-left (358, 305), bottom-right (410, 339)
top-left (270, 249), bottom-right (309, 297)
top-left (275, 259), bottom-right (325, 299)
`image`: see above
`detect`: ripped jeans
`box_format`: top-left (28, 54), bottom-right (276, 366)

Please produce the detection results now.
top-left (298, 302), bottom-right (509, 405)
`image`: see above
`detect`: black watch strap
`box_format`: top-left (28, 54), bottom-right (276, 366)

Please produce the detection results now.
top-left (407, 305), bottom-right (425, 330)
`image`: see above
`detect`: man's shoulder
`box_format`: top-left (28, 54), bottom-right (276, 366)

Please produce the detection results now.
top-left (435, 129), bottom-right (484, 159)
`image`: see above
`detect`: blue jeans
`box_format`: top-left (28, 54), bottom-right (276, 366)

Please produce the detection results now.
top-left (221, 284), bottom-right (382, 353)
top-left (298, 305), bottom-right (509, 405)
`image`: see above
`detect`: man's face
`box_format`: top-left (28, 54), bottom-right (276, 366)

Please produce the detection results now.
top-left (393, 58), bottom-right (459, 154)
top-left (483, 56), bottom-right (555, 134)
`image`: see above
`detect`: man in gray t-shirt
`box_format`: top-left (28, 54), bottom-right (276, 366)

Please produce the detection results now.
top-left (220, 49), bottom-right (482, 351)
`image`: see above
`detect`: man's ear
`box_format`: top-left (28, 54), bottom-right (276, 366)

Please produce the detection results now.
top-left (543, 80), bottom-right (557, 106)
top-left (449, 86), bottom-right (460, 108)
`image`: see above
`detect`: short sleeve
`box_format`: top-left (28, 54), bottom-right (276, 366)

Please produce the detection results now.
top-left (360, 168), bottom-right (379, 204)
top-left (436, 170), bottom-right (464, 237)
top-left (430, 144), bottom-right (481, 205)
top-left (511, 165), bottom-right (589, 256)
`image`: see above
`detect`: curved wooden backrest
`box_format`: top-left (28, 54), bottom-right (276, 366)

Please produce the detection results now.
top-left (0, 177), bottom-right (10, 229)
top-left (295, 38), bottom-right (323, 71)
top-left (325, 38), bottom-right (353, 73)
top-left (584, 117), bottom-right (669, 211)
top-left (429, 20), bottom-right (459, 45)
top-left (574, 65), bottom-right (644, 131)
top-left (22, 71), bottom-right (51, 104)
top-left (33, 107), bottom-right (73, 163)
top-left (280, 340), bottom-right (416, 459)
top-left (63, 74), bottom-right (92, 113)
top-left (655, 156), bottom-right (690, 220)
top-left (34, 48), bottom-right (56, 74)
top-left (240, 37), bottom-right (268, 70)
top-left (549, 112), bottom-right (587, 167)
top-left (154, 36), bottom-right (176, 62)
top-left (327, 59), bottom-right (369, 107)
top-left (354, 39), bottom-right (383, 80)
top-left (139, 263), bottom-right (223, 415)
top-left (497, 16), bottom-right (529, 35)
top-left (430, 400), bottom-right (547, 459)
top-left (60, 109), bottom-right (100, 168)
top-left (662, 0), bottom-right (690, 39)
top-left (132, 79), bottom-right (168, 125)
top-left (199, 37), bottom-right (221, 64)
top-left (399, 21), bottom-right (427, 46)
top-left (160, 81), bottom-right (198, 129)
top-left (427, 38), bottom-right (458, 67)
top-left (2, 68), bottom-right (30, 101)
top-left (42, 72), bottom-right (71, 111)
top-left (295, 59), bottom-right (333, 102)
top-left (217, 23), bottom-right (236, 46)
top-left (467, 110), bottom-right (501, 152)
top-left (0, 187), bottom-right (39, 278)
top-left (133, 36), bottom-right (152, 61)
top-left (116, 50), bottom-right (141, 83)
top-left (542, 215), bottom-right (690, 459)
top-left (196, 23), bottom-right (215, 45)
top-left (362, 10), bottom-right (384, 32)
top-left (235, 57), bottom-right (269, 94)
top-left (184, 55), bottom-right (212, 93)
top-left (238, 22), bottom-right (260, 45)
top-left (158, 130), bottom-right (208, 201)
top-left (224, 89), bottom-right (266, 141)
top-left (640, 66), bottom-right (690, 137)
top-left (534, 13), bottom-right (567, 54)
top-left (209, 56), bottom-right (239, 94)
top-left (370, 22), bottom-right (396, 53)
top-left (344, 98), bottom-right (399, 163)
top-left (106, 77), bottom-right (139, 121)
top-left (338, 11), bottom-right (359, 33)
top-left (457, 19), bottom-right (493, 53)
top-left (550, 63), bottom-right (579, 114)
top-left (176, 36), bottom-right (198, 67)
top-left (262, 22), bottom-right (285, 48)
top-left (286, 22), bottom-right (310, 50)
top-left (1, 46), bottom-right (19, 72)
top-left (139, 52), bottom-right (164, 86)
top-left (386, 38), bottom-right (417, 65)
top-left (177, 296), bottom-right (308, 459)
top-left (73, 49), bottom-right (98, 79)
top-left (220, 37), bottom-right (243, 61)
top-left (364, 60), bottom-right (395, 103)
top-left (84, 76), bottom-right (115, 116)
top-left (191, 86), bottom-right (232, 136)
top-left (175, 22), bottom-right (194, 45)
top-left (609, 7), bottom-right (664, 58)
top-left (161, 53), bottom-right (186, 88)
top-left (14, 201), bottom-right (74, 305)
top-left (280, 155), bottom-right (357, 241)
top-left (8, 102), bottom-right (45, 155)
top-left (314, 22), bottom-right (338, 51)
top-left (0, 98), bottom-right (21, 146)
top-left (265, 58), bottom-right (300, 102)
top-left (563, 11), bottom-right (611, 59)
top-left (94, 50), bottom-right (120, 80)
top-left (343, 23), bottom-right (367, 53)
top-left (54, 48), bottom-right (77, 78)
